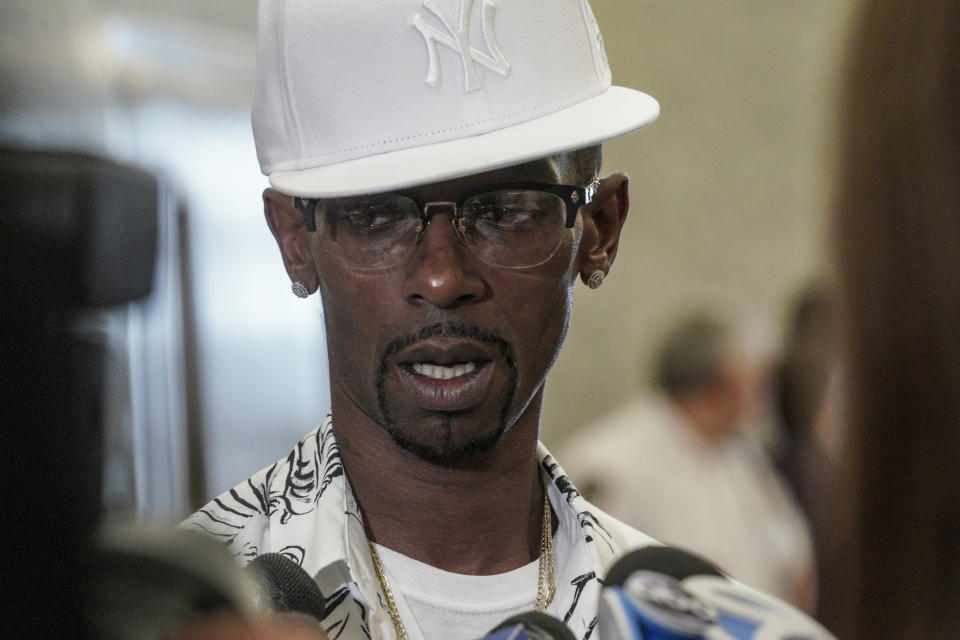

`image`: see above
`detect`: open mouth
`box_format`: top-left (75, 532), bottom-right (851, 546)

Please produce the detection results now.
top-left (410, 361), bottom-right (478, 380)
top-left (395, 361), bottom-right (494, 412)
top-left (393, 341), bottom-right (499, 411)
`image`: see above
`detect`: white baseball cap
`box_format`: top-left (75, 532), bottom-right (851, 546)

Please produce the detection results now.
top-left (253, 0), bottom-right (659, 198)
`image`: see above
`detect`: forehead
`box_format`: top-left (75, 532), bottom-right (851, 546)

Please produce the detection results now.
top-left (376, 156), bottom-right (563, 201)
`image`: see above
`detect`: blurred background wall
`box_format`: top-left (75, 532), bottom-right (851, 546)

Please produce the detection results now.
top-left (543, 0), bottom-right (855, 447)
top-left (1, 0), bottom-right (327, 517)
top-left (1, 0), bottom-right (855, 515)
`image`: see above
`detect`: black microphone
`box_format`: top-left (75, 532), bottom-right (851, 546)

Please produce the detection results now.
top-left (483, 611), bottom-right (577, 640)
top-left (599, 545), bottom-right (835, 640)
top-left (244, 553), bottom-right (327, 622)
top-left (605, 546), bottom-right (724, 588)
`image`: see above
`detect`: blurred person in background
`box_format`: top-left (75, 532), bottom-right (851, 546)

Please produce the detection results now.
top-left (828, 0), bottom-right (960, 637)
top-left (774, 280), bottom-right (840, 520)
top-left (772, 280), bottom-right (841, 624)
top-left (559, 311), bottom-right (816, 611)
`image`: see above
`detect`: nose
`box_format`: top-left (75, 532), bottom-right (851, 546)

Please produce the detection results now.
top-left (401, 205), bottom-right (487, 309)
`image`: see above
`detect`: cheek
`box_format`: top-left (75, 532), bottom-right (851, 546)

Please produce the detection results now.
top-left (317, 277), bottom-right (395, 384)
top-left (533, 240), bottom-right (579, 340)
top-left (532, 281), bottom-right (576, 372)
top-left (504, 266), bottom-right (577, 385)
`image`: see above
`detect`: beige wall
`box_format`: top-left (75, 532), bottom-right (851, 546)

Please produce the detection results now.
top-left (542, 1), bottom-right (856, 447)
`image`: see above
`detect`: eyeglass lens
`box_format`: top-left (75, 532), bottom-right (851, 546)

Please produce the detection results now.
top-left (316, 189), bottom-right (568, 270)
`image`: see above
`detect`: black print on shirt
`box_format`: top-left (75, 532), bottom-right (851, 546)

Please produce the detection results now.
top-left (276, 426), bottom-right (344, 523)
top-left (184, 424), bottom-right (344, 551)
top-left (583, 615), bottom-right (598, 640)
top-left (541, 454), bottom-right (583, 503)
top-left (563, 571), bottom-right (597, 624)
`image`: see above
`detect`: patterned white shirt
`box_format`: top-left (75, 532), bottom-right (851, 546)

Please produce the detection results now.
top-left (183, 414), bottom-right (658, 640)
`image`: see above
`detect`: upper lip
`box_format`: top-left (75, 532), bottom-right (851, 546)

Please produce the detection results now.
top-left (395, 340), bottom-right (496, 367)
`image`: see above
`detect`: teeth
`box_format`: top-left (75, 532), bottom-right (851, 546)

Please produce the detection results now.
top-left (411, 362), bottom-right (477, 380)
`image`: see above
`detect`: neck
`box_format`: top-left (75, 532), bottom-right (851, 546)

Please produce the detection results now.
top-left (330, 384), bottom-right (547, 575)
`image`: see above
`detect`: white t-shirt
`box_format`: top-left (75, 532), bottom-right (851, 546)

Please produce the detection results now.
top-left (373, 517), bottom-right (573, 640)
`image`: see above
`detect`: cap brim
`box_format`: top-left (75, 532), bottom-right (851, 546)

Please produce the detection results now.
top-left (268, 86), bottom-right (659, 198)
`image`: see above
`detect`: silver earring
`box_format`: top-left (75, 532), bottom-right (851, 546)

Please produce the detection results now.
top-left (587, 270), bottom-right (604, 289)
top-left (291, 281), bottom-right (309, 298)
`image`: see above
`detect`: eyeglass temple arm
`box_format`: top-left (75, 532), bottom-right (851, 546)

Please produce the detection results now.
top-left (585, 176), bottom-right (600, 205)
top-left (566, 176), bottom-right (601, 227)
top-left (293, 197), bottom-right (319, 232)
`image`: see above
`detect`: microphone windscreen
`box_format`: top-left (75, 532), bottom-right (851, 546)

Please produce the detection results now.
top-left (245, 553), bottom-right (327, 621)
top-left (85, 526), bottom-right (258, 640)
top-left (488, 611), bottom-right (577, 640)
top-left (604, 546), bottom-right (722, 588)
top-left (599, 545), bottom-right (837, 640)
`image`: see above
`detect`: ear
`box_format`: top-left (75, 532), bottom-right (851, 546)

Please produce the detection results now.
top-left (263, 188), bottom-right (318, 294)
top-left (577, 172), bottom-right (630, 285)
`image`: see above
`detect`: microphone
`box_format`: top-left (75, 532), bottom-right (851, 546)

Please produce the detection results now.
top-left (598, 546), bottom-right (835, 640)
top-left (85, 528), bottom-right (330, 639)
top-left (84, 525), bottom-right (260, 640)
top-left (483, 611), bottom-right (577, 640)
top-left (244, 553), bottom-right (327, 622)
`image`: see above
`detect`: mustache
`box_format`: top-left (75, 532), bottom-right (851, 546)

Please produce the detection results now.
top-left (380, 322), bottom-right (515, 365)
top-left (374, 321), bottom-right (520, 461)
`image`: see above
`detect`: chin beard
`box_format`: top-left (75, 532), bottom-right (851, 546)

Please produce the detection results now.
top-left (374, 322), bottom-right (518, 465)
top-left (382, 413), bottom-right (508, 465)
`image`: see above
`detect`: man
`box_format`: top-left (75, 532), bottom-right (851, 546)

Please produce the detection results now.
top-left (559, 313), bottom-right (816, 612)
top-left (184, 0), bottom-right (659, 638)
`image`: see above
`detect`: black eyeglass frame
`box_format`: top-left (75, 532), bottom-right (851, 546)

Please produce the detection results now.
top-left (292, 180), bottom-right (599, 233)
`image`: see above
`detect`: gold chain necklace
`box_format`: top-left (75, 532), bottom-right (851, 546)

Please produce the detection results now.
top-left (367, 494), bottom-right (555, 640)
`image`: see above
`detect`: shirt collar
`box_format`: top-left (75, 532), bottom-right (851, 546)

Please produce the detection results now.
top-left (265, 413), bottom-right (627, 639)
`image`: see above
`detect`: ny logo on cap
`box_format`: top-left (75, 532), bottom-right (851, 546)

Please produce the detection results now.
top-left (412, 0), bottom-right (511, 93)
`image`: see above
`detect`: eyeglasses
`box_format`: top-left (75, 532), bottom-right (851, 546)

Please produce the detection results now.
top-left (294, 180), bottom-right (599, 271)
